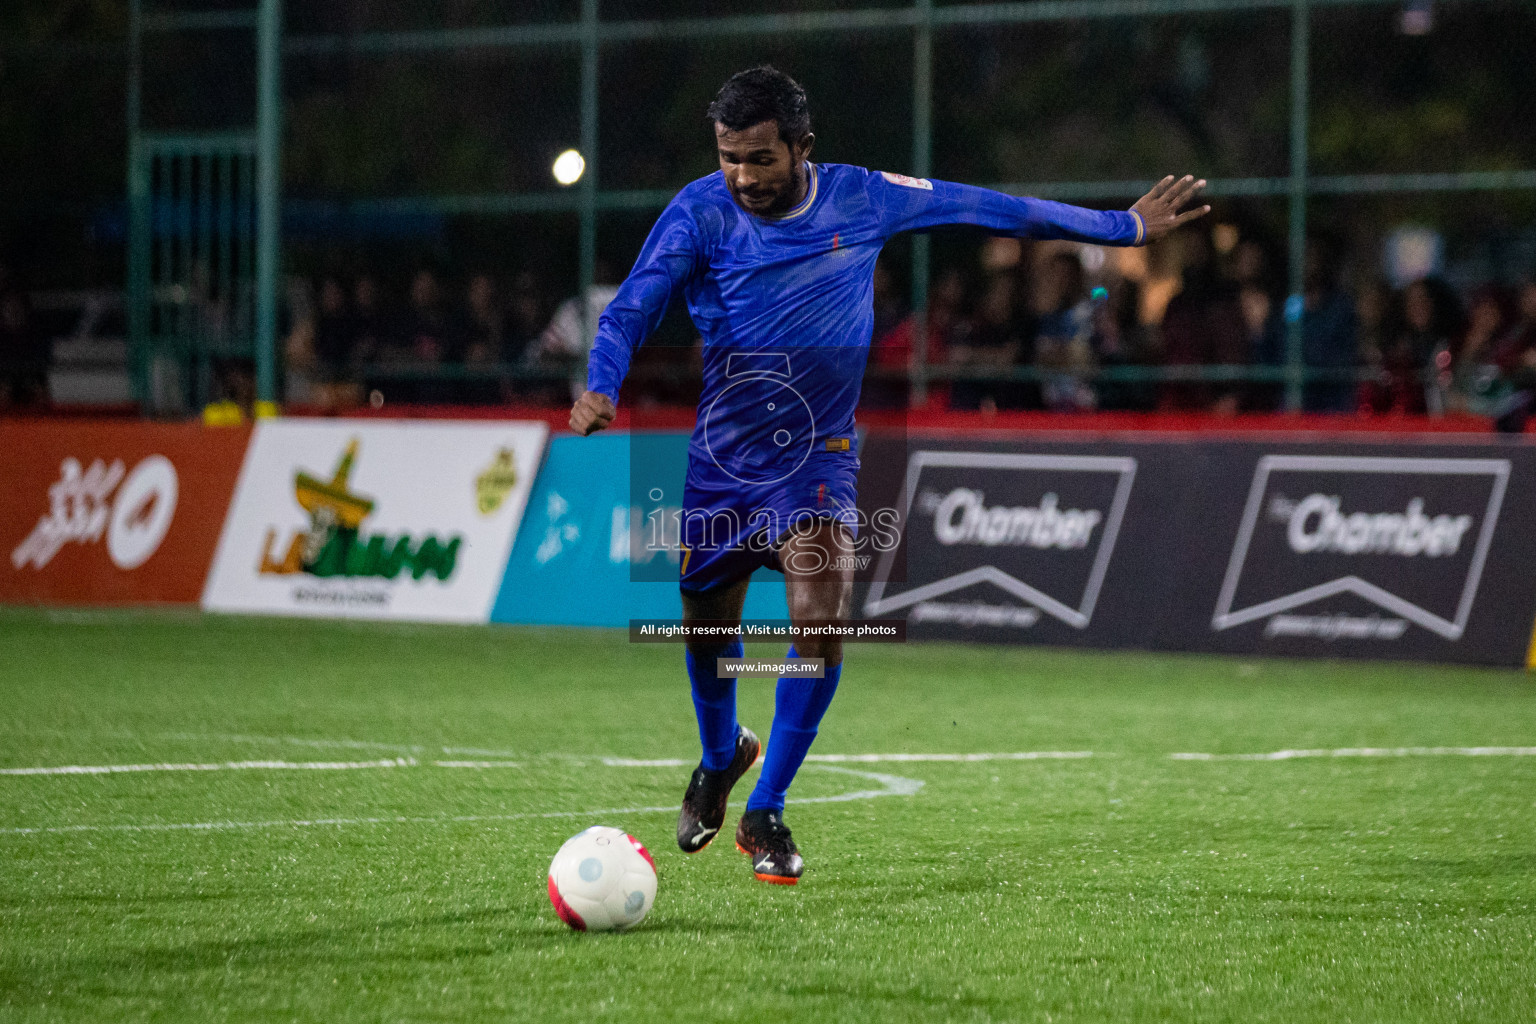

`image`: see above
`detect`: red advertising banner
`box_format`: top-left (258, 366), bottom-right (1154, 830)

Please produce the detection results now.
top-left (0, 421), bottom-right (250, 605)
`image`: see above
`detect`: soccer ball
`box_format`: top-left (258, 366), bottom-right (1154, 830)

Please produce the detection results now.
top-left (547, 826), bottom-right (657, 932)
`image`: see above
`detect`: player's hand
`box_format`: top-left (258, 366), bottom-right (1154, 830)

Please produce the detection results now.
top-left (1131, 175), bottom-right (1210, 243)
top-left (569, 390), bottom-right (616, 436)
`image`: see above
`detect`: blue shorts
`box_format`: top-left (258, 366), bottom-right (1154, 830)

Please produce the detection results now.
top-left (678, 448), bottom-right (860, 593)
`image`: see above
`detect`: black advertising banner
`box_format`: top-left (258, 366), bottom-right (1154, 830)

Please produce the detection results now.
top-left (1180, 446), bottom-right (1536, 665)
top-left (856, 435), bottom-right (1186, 649)
top-left (855, 433), bottom-right (1536, 666)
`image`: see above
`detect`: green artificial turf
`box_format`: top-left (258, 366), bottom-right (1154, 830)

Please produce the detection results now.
top-left (1, 607), bottom-right (1534, 1022)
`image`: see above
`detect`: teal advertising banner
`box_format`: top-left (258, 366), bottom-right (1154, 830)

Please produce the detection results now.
top-left (491, 433), bottom-right (789, 627)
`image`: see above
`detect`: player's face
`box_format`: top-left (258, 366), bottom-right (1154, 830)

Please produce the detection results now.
top-left (714, 120), bottom-right (812, 217)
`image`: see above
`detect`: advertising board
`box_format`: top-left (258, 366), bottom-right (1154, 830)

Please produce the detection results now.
top-left (203, 419), bottom-right (546, 622)
top-left (491, 433), bottom-right (789, 627)
top-left (858, 434), bottom-right (1536, 665)
top-left (0, 421), bottom-right (250, 605)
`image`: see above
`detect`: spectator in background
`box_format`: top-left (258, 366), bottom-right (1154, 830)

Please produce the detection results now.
top-left (1030, 250), bottom-right (1096, 411)
top-left (1095, 277), bottom-right (1156, 411)
top-left (1356, 279), bottom-right (1394, 400)
top-left (1258, 238), bottom-right (1358, 413)
top-left (922, 268), bottom-right (966, 409)
top-left (1445, 286), bottom-right (1515, 419)
top-left (1365, 276), bottom-right (1463, 414)
top-left (1490, 277), bottom-right (1536, 432)
top-left (311, 276), bottom-right (359, 411)
top-left (351, 275), bottom-right (387, 367)
top-left (533, 264), bottom-right (620, 402)
top-left (870, 267), bottom-right (967, 410)
top-left (401, 269), bottom-right (461, 403)
top-left (1161, 230), bottom-right (1247, 413)
top-left (871, 260), bottom-right (907, 344)
top-left (462, 273), bottom-right (507, 365)
top-left (948, 269), bottom-right (1034, 412)
top-left (0, 281), bottom-right (47, 411)
top-left (1230, 239), bottom-right (1278, 408)
top-left (1497, 277), bottom-right (1536, 364)
top-left (403, 270), bottom-right (458, 365)
top-left (460, 273), bottom-right (508, 404)
top-left (505, 271), bottom-right (546, 360)
top-left (862, 261), bottom-right (910, 409)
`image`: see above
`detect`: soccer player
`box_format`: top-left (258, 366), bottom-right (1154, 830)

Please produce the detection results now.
top-left (570, 66), bottom-right (1208, 884)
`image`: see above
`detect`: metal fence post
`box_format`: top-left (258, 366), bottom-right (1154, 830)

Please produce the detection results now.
top-left (1284, 0), bottom-right (1310, 412)
top-left (125, 0), bottom-right (150, 408)
top-left (910, 0), bottom-right (933, 407)
top-left (577, 0), bottom-right (600, 377)
top-left (253, 0), bottom-right (283, 409)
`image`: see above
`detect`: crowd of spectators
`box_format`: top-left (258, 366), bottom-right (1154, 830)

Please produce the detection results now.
top-left (284, 268), bottom-right (577, 410)
top-left (5, 234), bottom-right (1536, 428)
top-left (859, 227), bottom-right (1536, 429)
top-left (256, 239), bottom-right (1536, 431)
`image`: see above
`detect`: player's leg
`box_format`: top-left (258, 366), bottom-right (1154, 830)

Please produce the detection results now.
top-left (676, 577), bottom-right (761, 853)
top-left (737, 518), bottom-right (854, 883)
top-left (682, 577), bottom-right (751, 773)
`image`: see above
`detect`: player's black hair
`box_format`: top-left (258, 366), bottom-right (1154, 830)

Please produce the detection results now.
top-left (706, 66), bottom-right (811, 147)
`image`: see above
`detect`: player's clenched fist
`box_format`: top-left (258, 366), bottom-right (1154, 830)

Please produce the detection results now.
top-left (569, 390), bottom-right (616, 436)
top-left (1130, 175), bottom-right (1211, 243)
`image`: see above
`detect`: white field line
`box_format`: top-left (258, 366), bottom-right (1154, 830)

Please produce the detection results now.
top-left (0, 765), bottom-right (919, 836)
top-left (1171, 746), bottom-right (1536, 761)
top-left (158, 732), bottom-right (426, 754)
top-left (163, 734), bottom-right (540, 761)
top-left (19, 744), bottom-right (1533, 776)
top-left (0, 758), bottom-right (419, 776)
top-left (809, 751), bottom-right (1092, 763)
top-left (0, 758), bottom-right (528, 776)
top-left (602, 751), bottom-right (1093, 767)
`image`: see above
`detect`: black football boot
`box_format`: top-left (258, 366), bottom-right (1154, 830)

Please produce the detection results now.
top-left (734, 807), bottom-right (804, 884)
top-left (676, 725), bottom-right (761, 853)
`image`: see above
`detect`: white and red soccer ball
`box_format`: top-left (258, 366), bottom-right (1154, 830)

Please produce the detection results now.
top-left (547, 826), bottom-right (657, 932)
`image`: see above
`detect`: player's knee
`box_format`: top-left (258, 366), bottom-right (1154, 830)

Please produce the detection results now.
top-left (786, 580), bottom-right (849, 624)
top-left (795, 636), bottom-right (842, 667)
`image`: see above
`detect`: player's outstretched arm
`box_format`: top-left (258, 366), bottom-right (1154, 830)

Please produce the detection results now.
top-left (569, 390), bottom-right (616, 436)
top-left (871, 168), bottom-right (1207, 248)
top-left (1131, 175), bottom-right (1210, 242)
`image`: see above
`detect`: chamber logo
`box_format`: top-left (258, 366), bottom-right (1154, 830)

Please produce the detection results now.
top-left (257, 439), bottom-right (461, 582)
top-left (864, 452), bottom-right (1135, 629)
top-left (12, 455), bottom-right (179, 571)
top-left (1212, 455), bottom-right (1509, 640)
top-left (1279, 494), bottom-right (1472, 557)
top-left (931, 488), bottom-right (1102, 550)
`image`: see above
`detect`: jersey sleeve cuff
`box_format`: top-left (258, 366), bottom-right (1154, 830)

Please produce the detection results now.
top-left (1129, 210), bottom-right (1146, 246)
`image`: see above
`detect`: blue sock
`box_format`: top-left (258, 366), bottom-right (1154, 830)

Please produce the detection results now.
top-left (686, 639), bottom-right (742, 771)
top-left (746, 646), bottom-right (841, 813)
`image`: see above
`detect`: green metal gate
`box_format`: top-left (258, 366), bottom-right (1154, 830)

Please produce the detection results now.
top-left (125, 0), bottom-right (282, 416)
top-left (127, 134), bottom-right (257, 413)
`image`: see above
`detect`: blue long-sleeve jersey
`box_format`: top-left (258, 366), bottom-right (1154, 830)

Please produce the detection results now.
top-left (587, 162), bottom-right (1143, 477)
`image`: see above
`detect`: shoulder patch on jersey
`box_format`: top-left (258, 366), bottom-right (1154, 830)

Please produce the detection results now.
top-left (880, 171), bottom-right (933, 190)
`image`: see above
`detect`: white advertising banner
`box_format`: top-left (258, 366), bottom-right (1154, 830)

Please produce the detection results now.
top-left (203, 419), bottom-right (547, 622)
